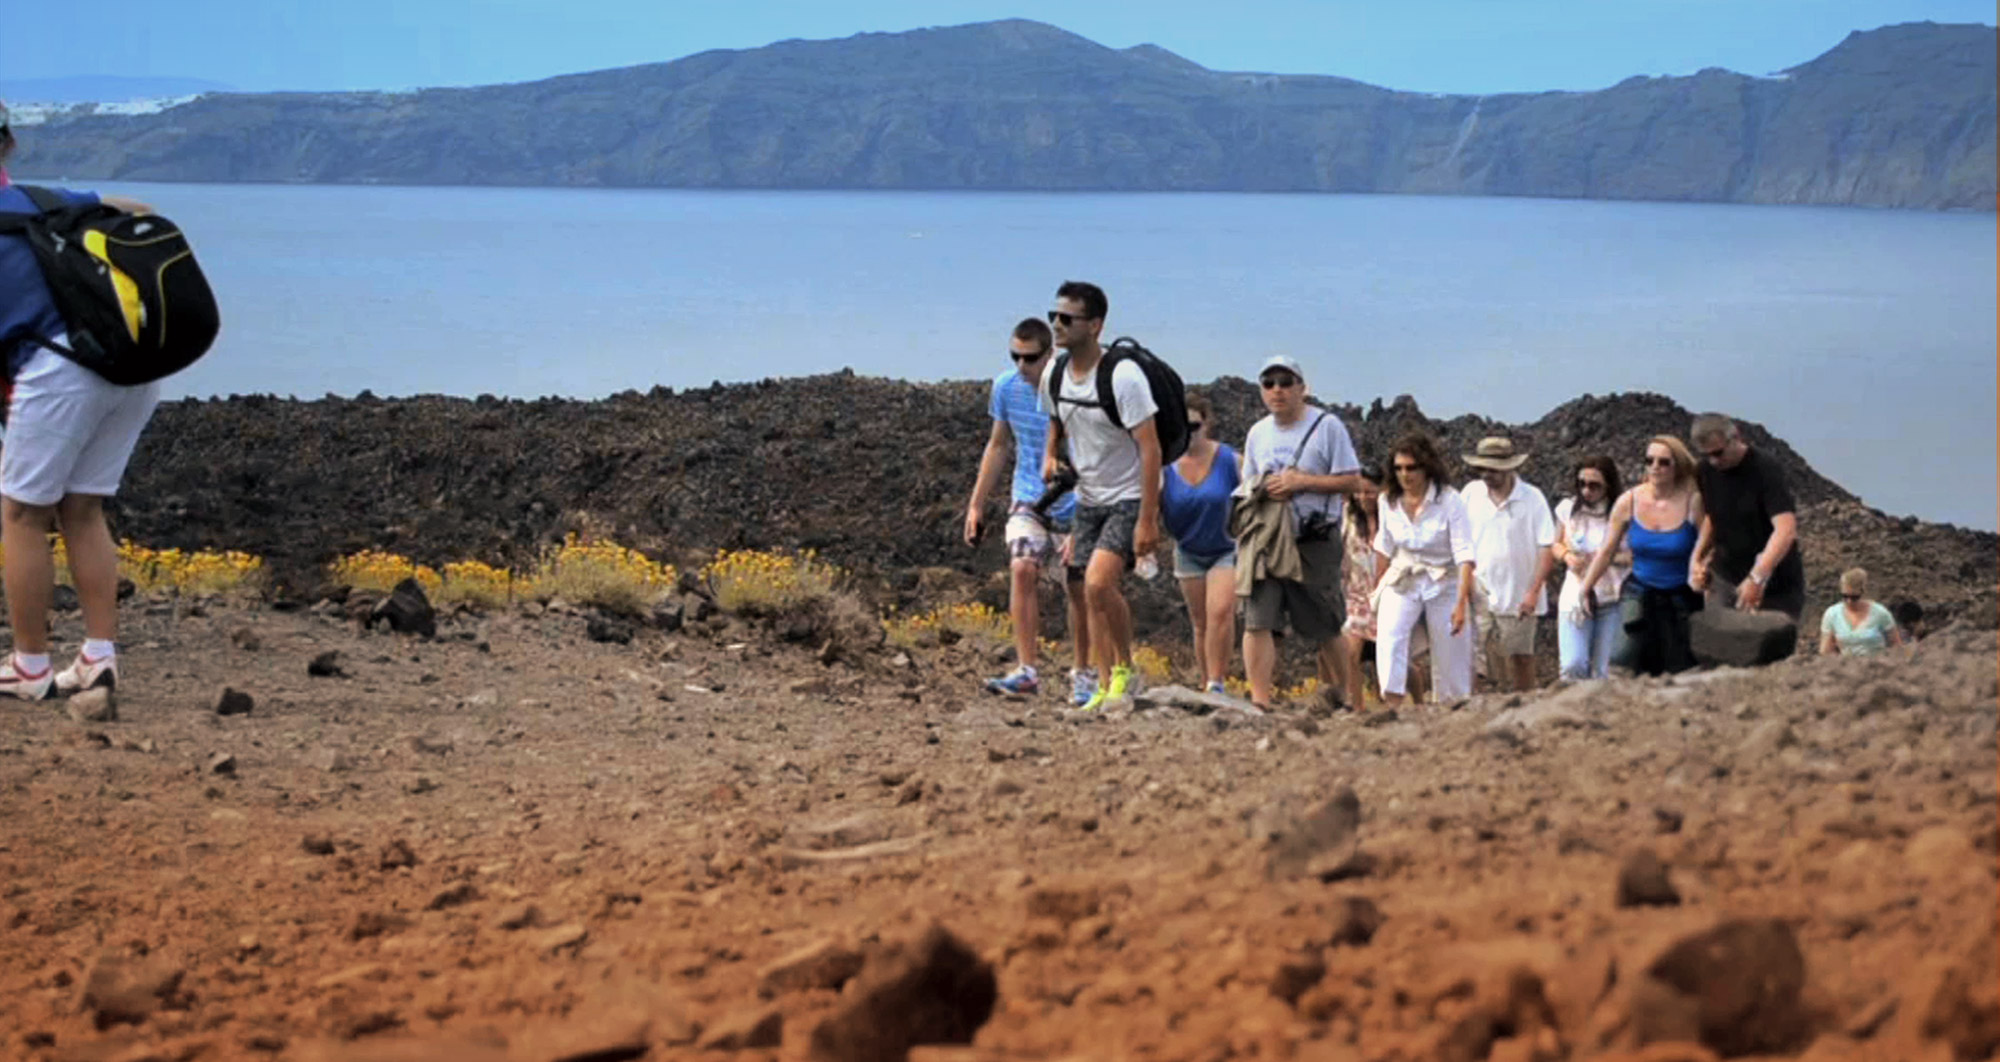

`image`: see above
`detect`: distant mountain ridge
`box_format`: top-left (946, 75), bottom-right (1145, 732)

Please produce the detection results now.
top-left (16, 20), bottom-right (1996, 209)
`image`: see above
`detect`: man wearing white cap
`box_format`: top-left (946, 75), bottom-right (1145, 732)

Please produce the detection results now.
top-left (1236, 355), bottom-right (1363, 709)
top-left (1461, 436), bottom-right (1556, 693)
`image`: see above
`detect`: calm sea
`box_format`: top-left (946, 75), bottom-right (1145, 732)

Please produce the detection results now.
top-left (69, 182), bottom-right (2000, 530)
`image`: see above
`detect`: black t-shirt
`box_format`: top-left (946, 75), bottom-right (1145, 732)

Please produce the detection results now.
top-left (1697, 446), bottom-right (1803, 594)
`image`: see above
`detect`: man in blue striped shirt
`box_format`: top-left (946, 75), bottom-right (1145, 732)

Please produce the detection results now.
top-left (964, 317), bottom-right (1093, 705)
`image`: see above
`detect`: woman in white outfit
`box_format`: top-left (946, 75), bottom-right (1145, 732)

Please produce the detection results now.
top-left (1552, 455), bottom-right (1628, 679)
top-left (1372, 432), bottom-right (1476, 703)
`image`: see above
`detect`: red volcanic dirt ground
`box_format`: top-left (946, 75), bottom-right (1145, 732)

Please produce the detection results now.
top-left (0, 598), bottom-right (1994, 1062)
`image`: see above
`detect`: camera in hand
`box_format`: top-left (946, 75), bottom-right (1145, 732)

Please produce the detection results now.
top-left (1035, 462), bottom-right (1079, 515)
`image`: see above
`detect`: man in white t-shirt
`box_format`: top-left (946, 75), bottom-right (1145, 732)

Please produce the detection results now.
top-left (1461, 436), bottom-right (1556, 693)
top-left (1238, 355), bottom-right (1364, 710)
top-left (1038, 280), bottom-right (1160, 712)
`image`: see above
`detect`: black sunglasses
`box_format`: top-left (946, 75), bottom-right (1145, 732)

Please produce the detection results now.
top-left (1188, 420), bottom-right (1206, 432)
top-left (1645, 457), bottom-right (1674, 468)
top-left (1011, 349), bottom-right (1048, 364)
top-left (1259, 374), bottom-right (1299, 389)
top-left (1047, 310), bottom-right (1094, 326)
top-left (1577, 479), bottom-right (1605, 490)
top-left (1842, 592), bottom-right (1861, 601)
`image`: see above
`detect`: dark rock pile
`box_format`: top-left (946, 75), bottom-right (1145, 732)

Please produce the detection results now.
top-left (114, 374), bottom-right (1994, 647)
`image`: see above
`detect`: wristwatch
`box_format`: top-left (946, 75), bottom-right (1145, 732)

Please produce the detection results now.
top-left (1748, 571), bottom-right (1768, 587)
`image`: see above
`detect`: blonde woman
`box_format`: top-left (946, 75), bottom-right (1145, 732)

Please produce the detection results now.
top-left (1579, 436), bottom-right (1704, 676)
top-left (1820, 568), bottom-right (1902, 656)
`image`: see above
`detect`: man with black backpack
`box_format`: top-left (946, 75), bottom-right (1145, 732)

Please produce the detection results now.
top-left (0, 103), bottom-right (165, 699)
top-left (1038, 281), bottom-right (1171, 712)
top-left (964, 316), bottom-right (1093, 706)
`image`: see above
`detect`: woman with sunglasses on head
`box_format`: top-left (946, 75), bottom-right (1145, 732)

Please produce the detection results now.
top-left (1371, 432), bottom-right (1477, 704)
top-left (1819, 567), bottom-right (1902, 657)
top-left (1578, 437), bottom-right (1704, 676)
top-left (1551, 455), bottom-right (1627, 679)
top-left (1159, 393), bottom-right (1242, 693)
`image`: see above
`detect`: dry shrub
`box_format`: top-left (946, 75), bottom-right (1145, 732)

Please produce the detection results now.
top-left (435, 560), bottom-right (514, 610)
top-left (103, 541), bottom-right (265, 596)
top-left (702, 549), bottom-right (841, 615)
top-left (1132, 644), bottom-right (1176, 685)
top-left (329, 550), bottom-right (442, 596)
top-left (525, 534), bottom-right (677, 616)
top-left (884, 601), bottom-right (1010, 649)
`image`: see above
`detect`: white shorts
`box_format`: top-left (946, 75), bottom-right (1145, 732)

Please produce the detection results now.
top-left (1, 344), bottom-right (161, 506)
top-left (1004, 504), bottom-right (1061, 566)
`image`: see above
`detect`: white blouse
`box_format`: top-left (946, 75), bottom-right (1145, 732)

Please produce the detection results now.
top-left (1374, 483), bottom-right (1476, 571)
top-left (1554, 497), bottom-right (1626, 611)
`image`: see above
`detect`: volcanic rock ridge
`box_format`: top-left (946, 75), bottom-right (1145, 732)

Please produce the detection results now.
top-left (116, 378), bottom-right (1995, 640)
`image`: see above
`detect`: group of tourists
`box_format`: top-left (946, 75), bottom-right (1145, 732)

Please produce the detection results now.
top-left (966, 280), bottom-right (1909, 712)
top-left (0, 96), bottom-right (1916, 715)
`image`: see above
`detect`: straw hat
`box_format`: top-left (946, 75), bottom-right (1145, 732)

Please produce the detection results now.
top-left (1463, 436), bottom-right (1529, 471)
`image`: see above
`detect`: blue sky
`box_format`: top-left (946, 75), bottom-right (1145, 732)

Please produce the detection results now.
top-left (3, 0), bottom-right (1993, 95)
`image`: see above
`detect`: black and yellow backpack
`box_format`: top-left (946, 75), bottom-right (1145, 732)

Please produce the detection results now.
top-left (0, 185), bottom-right (219, 384)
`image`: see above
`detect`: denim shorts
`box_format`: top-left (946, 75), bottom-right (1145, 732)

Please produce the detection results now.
top-left (1173, 545), bottom-right (1237, 579)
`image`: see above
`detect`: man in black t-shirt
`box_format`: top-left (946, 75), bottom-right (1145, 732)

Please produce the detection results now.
top-left (1689, 414), bottom-right (1805, 620)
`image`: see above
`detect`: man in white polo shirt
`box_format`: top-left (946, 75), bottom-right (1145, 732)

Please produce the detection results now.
top-left (1461, 436), bottom-right (1556, 693)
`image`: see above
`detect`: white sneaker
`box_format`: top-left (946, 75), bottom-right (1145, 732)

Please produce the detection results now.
top-left (54, 652), bottom-right (116, 695)
top-left (0, 658), bottom-right (54, 701)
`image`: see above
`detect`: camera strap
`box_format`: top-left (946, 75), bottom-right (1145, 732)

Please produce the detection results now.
top-left (1289, 411), bottom-right (1336, 523)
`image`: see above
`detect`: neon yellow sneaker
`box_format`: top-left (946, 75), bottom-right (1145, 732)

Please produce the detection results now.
top-left (1079, 683), bottom-right (1108, 712)
top-left (1104, 664), bottom-right (1134, 701)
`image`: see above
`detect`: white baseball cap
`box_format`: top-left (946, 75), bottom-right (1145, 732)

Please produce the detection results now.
top-left (1258, 355), bottom-right (1305, 381)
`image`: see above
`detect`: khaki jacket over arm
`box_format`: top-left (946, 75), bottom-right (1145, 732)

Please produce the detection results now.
top-left (1229, 472), bottom-right (1304, 600)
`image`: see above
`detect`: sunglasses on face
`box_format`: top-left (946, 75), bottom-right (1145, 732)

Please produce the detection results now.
top-left (1393, 463), bottom-right (1422, 473)
top-left (1701, 448), bottom-right (1727, 462)
top-left (1188, 420), bottom-right (1206, 432)
top-left (1646, 456), bottom-right (1674, 468)
top-left (1842, 593), bottom-right (1861, 601)
top-left (1047, 310), bottom-right (1093, 326)
top-left (1011, 349), bottom-right (1048, 364)
top-left (1259, 374), bottom-right (1299, 389)
top-left (1577, 479), bottom-right (1605, 491)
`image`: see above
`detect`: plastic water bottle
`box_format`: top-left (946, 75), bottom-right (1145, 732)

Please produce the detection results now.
top-left (1135, 553), bottom-right (1160, 580)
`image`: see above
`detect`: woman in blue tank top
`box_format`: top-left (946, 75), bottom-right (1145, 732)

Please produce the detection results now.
top-left (1160, 395), bottom-right (1241, 693)
top-left (1580, 436), bottom-right (1706, 675)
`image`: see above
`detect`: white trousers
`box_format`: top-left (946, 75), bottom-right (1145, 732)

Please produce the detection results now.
top-left (1376, 578), bottom-right (1475, 699)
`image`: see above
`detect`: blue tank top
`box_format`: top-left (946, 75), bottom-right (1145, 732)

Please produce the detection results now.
top-left (1629, 518), bottom-right (1698, 590)
top-left (1162, 444), bottom-right (1239, 557)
